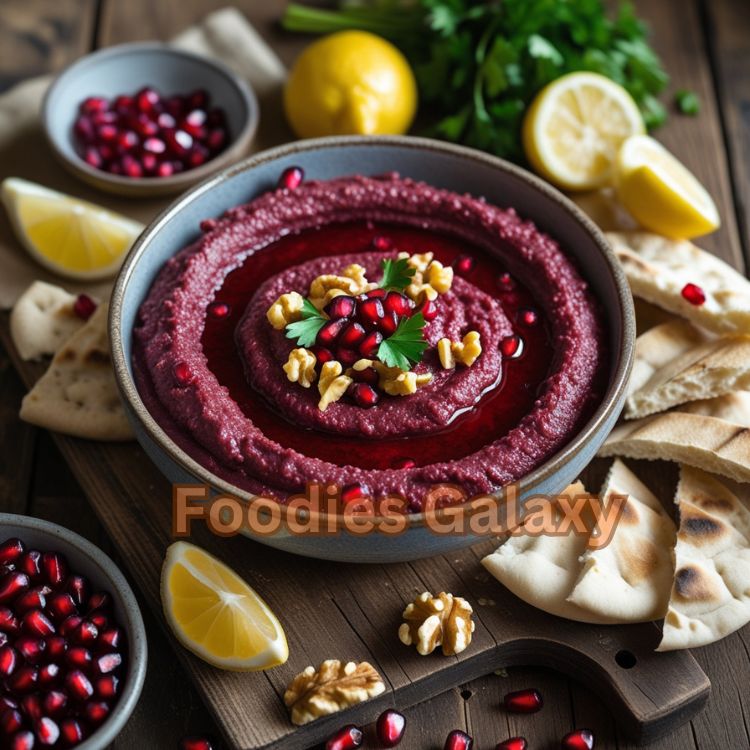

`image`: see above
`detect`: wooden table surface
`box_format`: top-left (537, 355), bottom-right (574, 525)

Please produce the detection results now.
top-left (1, 1), bottom-right (749, 748)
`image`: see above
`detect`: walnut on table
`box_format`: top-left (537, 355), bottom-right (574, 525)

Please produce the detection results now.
top-left (398, 592), bottom-right (475, 656)
top-left (283, 659), bottom-right (386, 726)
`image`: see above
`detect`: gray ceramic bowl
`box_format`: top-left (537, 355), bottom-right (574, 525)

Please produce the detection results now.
top-left (42, 42), bottom-right (258, 197)
top-left (0, 514), bottom-right (147, 748)
top-left (110, 136), bottom-right (635, 563)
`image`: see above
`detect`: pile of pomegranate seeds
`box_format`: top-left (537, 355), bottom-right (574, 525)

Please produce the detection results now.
top-left (72, 88), bottom-right (230, 179)
top-left (0, 537), bottom-right (126, 748)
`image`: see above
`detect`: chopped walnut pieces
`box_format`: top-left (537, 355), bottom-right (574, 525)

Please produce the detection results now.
top-left (399, 592), bottom-right (475, 656)
top-left (398, 251), bottom-right (434, 274)
top-left (283, 348), bottom-right (317, 388)
top-left (266, 292), bottom-right (304, 330)
top-left (309, 269), bottom-right (370, 310)
top-left (426, 260), bottom-right (454, 294)
top-left (438, 332), bottom-right (482, 369)
top-left (375, 363), bottom-right (432, 396)
top-left (284, 659), bottom-right (386, 726)
top-left (405, 279), bottom-right (439, 305)
top-left (318, 361), bottom-right (353, 411)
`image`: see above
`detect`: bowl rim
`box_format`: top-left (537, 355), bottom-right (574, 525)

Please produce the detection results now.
top-left (41, 40), bottom-right (259, 191)
top-left (110, 134), bottom-right (635, 528)
top-left (0, 512), bottom-right (147, 748)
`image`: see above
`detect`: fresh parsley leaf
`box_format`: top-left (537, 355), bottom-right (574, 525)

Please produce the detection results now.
top-left (378, 257), bottom-right (416, 291)
top-left (285, 299), bottom-right (327, 348)
top-left (377, 313), bottom-right (429, 370)
top-left (675, 89), bottom-right (700, 116)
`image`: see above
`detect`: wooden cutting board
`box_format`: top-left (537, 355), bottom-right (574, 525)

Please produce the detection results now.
top-left (0, 315), bottom-right (709, 749)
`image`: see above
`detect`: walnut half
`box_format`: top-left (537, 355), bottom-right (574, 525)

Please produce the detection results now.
top-left (399, 592), bottom-right (475, 656)
top-left (284, 659), bottom-right (386, 726)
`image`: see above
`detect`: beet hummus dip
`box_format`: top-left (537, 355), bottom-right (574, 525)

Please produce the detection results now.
top-left (133, 173), bottom-right (605, 510)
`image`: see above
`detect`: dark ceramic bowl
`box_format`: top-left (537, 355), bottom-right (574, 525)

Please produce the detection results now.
top-left (110, 136), bottom-right (635, 562)
top-left (42, 42), bottom-right (258, 197)
top-left (0, 513), bottom-right (147, 747)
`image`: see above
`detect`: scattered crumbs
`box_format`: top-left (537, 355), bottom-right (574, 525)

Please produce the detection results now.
top-left (477, 597), bottom-right (496, 607)
top-left (494, 668), bottom-right (509, 677)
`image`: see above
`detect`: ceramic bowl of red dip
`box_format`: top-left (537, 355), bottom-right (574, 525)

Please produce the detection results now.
top-left (110, 136), bottom-right (635, 563)
top-left (42, 42), bottom-right (258, 197)
top-left (0, 513), bottom-right (147, 748)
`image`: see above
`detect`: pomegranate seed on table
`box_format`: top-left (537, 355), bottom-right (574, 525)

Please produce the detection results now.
top-left (349, 382), bottom-right (380, 408)
top-left (0, 707), bottom-right (23, 733)
top-left (40, 554), bottom-right (66, 588)
top-left (35, 716), bottom-right (59, 745)
top-left (0, 539), bottom-right (25, 565)
top-left (0, 644), bottom-right (17, 676)
top-left (504, 688), bottom-right (543, 713)
top-left (15, 637), bottom-right (46, 664)
top-left (9, 730), bottom-right (35, 750)
top-left (376, 708), bottom-right (406, 747)
top-left (65, 646), bottom-right (92, 669)
top-left (325, 295), bottom-right (357, 320)
top-left (278, 166), bottom-right (305, 191)
top-left (325, 724), bottom-right (363, 750)
top-left (180, 737), bottom-right (214, 750)
top-left (65, 670), bottom-right (93, 701)
top-left (561, 728), bottom-right (595, 750)
top-left (444, 729), bottom-right (473, 750)
top-left (372, 235), bottom-right (392, 250)
top-left (0, 572), bottom-right (30, 603)
top-left (42, 690), bottom-right (67, 717)
top-left (500, 335), bottom-right (524, 359)
top-left (495, 737), bottom-right (527, 750)
top-left (358, 331), bottom-right (383, 358)
top-left (454, 255), bottom-right (475, 274)
top-left (681, 282), bottom-right (706, 306)
top-left (59, 718), bottom-right (85, 744)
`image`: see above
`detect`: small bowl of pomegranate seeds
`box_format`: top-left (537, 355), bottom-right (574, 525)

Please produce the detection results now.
top-left (42, 42), bottom-right (258, 197)
top-left (0, 513), bottom-right (147, 748)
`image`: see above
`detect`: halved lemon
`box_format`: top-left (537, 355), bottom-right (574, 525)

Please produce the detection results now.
top-left (615, 134), bottom-right (720, 239)
top-left (522, 72), bottom-right (645, 191)
top-left (161, 541), bottom-right (288, 672)
top-left (1, 177), bottom-right (143, 281)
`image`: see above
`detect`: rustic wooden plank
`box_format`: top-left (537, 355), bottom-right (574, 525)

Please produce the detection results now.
top-left (704, 0), bottom-right (750, 260)
top-left (0, 0), bottom-right (97, 93)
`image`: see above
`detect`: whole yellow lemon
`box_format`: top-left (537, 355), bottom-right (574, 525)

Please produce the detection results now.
top-left (284, 30), bottom-right (417, 138)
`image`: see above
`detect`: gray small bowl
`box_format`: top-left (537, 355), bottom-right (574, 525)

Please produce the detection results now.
top-left (42, 42), bottom-right (259, 198)
top-left (0, 513), bottom-right (147, 748)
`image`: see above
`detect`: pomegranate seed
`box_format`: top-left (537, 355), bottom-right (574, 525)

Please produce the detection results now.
top-left (42, 691), bottom-right (67, 717)
top-left (64, 576), bottom-right (88, 607)
top-left (188, 89), bottom-right (209, 109)
top-left (349, 383), bottom-right (380, 408)
top-left (681, 282), bottom-right (706, 306)
top-left (66, 647), bottom-right (92, 669)
top-left (65, 670), bottom-right (93, 701)
top-left (200, 218), bottom-right (217, 232)
top-left (561, 729), bottom-right (595, 750)
top-left (98, 628), bottom-right (123, 651)
top-left (0, 707), bottom-right (23, 733)
top-left (0, 645), bottom-right (17, 676)
top-left (444, 729), bottom-right (473, 750)
top-left (22, 611), bottom-right (55, 638)
top-left (392, 457), bottom-right (416, 469)
top-left (97, 124), bottom-right (118, 142)
top-left (46, 593), bottom-right (77, 621)
top-left (114, 95), bottom-right (134, 113)
top-left (19, 552), bottom-right (41, 581)
top-left (417, 299), bottom-right (438, 322)
top-left (317, 319), bottom-right (348, 347)
top-left (59, 718), bottom-right (85, 745)
top-left (143, 137), bottom-right (166, 154)
top-left (16, 638), bottom-right (45, 664)
top-left (379, 311), bottom-right (399, 335)
top-left (174, 362), bottom-right (193, 386)
top-left (121, 154), bottom-right (143, 178)
top-left (358, 298), bottom-right (384, 326)
top-left (74, 116), bottom-right (95, 142)
top-left (87, 592), bottom-right (110, 613)
top-left (95, 651), bottom-right (122, 674)
top-left (325, 295), bottom-right (357, 320)
top-left (83, 147), bottom-right (103, 169)
top-left (141, 153), bottom-right (158, 173)
top-left (117, 130), bottom-right (138, 151)
top-left (495, 738), bottom-right (527, 750)
top-left (180, 738), bottom-right (214, 750)
top-left (351, 366), bottom-right (379, 386)
top-left (166, 129), bottom-right (193, 156)
top-left (136, 87), bottom-right (160, 114)
top-left (15, 589), bottom-right (46, 614)
top-left (454, 255), bottom-right (475, 274)
top-left (366, 288), bottom-right (387, 299)
top-left (341, 483), bottom-right (370, 504)
top-left (38, 663), bottom-right (60, 687)
top-left (188, 145), bottom-right (211, 168)
top-left (0, 632), bottom-right (7, 647)
top-left (40, 554), bottom-right (66, 589)
top-left (59, 616), bottom-right (82, 638)
top-left (206, 128), bottom-right (227, 152)
top-left (518, 308), bottom-right (538, 326)
top-left (80, 96), bottom-right (108, 114)
top-left (339, 322), bottom-right (367, 348)
top-left (383, 291), bottom-right (412, 317)
top-left (35, 717), bottom-right (59, 746)
top-left (157, 112), bottom-right (177, 129)
top-left (95, 674), bottom-right (119, 699)
top-left (0, 696), bottom-right (19, 710)
top-left (311, 346), bottom-right (335, 364)
top-left (0, 539), bottom-right (25, 565)
top-left (325, 724), bottom-right (363, 750)
top-left (498, 272), bottom-right (515, 291)
top-left (22, 695), bottom-right (41, 721)
top-left (336, 348), bottom-right (359, 367)
top-left (504, 688), bottom-right (543, 713)
top-left (376, 709), bottom-right (406, 747)
top-left (84, 701), bottom-right (109, 725)
top-left (278, 166), bottom-right (304, 190)
top-left (45, 637), bottom-right (66, 659)
top-left (8, 666), bottom-right (38, 693)
top-left (184, 108), bottom-right (207, 129)
top-left (10, 730), bottom-right (35, 750)
top-left (72, 294), bottom-right (97, 321)
top-left (500, 335), bottom-right (524, 359)
top-left (0, 572), bottom-right (30, 603)
top-left (157, 161), bottom-right (175, 178)
top-left (132, 114), bottom-right (159, 138)
top-left (0, 608), bottom-right (19, 634)
top-left (89, 611), bottom-right (108, 630)
top-left (372, 235), bottom-right (392, 251)
top-left (358, 331), bottom-right (383, 358)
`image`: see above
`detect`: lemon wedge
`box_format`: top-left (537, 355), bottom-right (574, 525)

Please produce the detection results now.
top-left (1, 178), bottom-right (143, 281)
top-left (522, 72), bottom-right (645, 191)
top-left (615, 134), bottom-right (720, 239)
top-left (161, 541), bottom-right (288, 672)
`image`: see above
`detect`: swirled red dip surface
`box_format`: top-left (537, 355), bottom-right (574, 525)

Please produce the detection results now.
top-left (132, 174), bottom-right (605, 509)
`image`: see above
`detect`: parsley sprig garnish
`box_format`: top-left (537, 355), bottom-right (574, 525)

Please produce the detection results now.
top-left (285, 298), bottom-right (328, 348)
top-left (377, 312), bottom-right (429, 370)
top-left (378, 257), bottom-right (415, 291)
